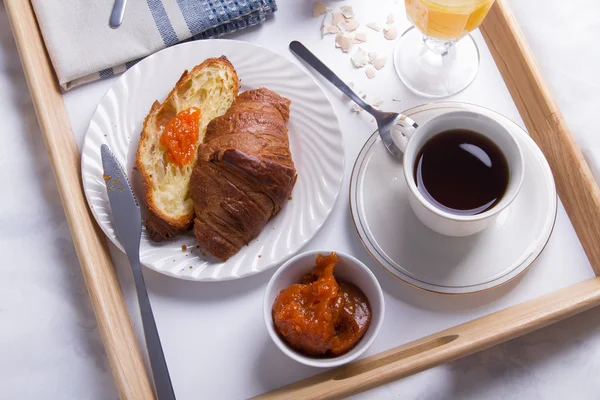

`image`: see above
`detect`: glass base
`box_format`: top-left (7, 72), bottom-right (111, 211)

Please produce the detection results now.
top-left (393, 26), bottom-right (480, 98)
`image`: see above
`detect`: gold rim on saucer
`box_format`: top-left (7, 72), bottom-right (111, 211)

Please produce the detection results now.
top-left (349, 102), bottom-right (558, 295)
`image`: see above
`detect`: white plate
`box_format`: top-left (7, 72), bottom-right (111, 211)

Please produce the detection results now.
top-left (81, 40), bottom-right (344, 281)
top-left (350, 102), bottom-right (557, 294)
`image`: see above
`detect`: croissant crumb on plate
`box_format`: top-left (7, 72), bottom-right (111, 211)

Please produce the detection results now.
top-left (191, 88), bottom-right (297, 261)
top-left (136, 56), bottom-right (239, 241)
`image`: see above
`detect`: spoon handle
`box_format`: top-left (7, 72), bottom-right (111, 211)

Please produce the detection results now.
top-left (109, 0), bottom-right (127, 28)
top-left (289, 41), bottom-right (379, 117)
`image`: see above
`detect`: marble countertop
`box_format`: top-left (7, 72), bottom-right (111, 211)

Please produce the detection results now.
top-left (2, 1), bottom-right (600, 399)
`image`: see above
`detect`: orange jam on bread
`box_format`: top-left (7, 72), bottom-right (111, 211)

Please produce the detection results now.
top-left (272, 252), bottom-right (371, 357)
top-left (160, 107), bottom-right (201, 166)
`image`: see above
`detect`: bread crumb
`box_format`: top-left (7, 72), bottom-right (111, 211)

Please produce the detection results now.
top-left (366, 22), bottom-right (381, 32)
top-left (102, 174), bottom-right (111, 181)
top-left (189, 266), bottom-right (193, 269)
top-left (366, 68), bottom-right (376, 79)
top-left (354, 32), bottom-right (367, 43)
top-left (104, 134), bottom-right (107, 137)
top-left (181, 245), bottom-right (187, 251)
top-left (340, 5), bottom-right (354, 18)
top-left (332, 12), bottom-right (345, 28)
top-left (312, 1), bottom-right (328, 17)
top-left (323, 24), bottom-right (340, 35)
top-left (321, 11), bottom-right (339, 36)
top-left (258, 255), bottom-right (262, 258)
top-left (351, 48), bottom-right (368, 68)
top-left (335, 33), bottom-right (355, 53)
top-left (342, 18), bottom-right (360, 32)
top-left (373, 57), bottom-right (388, 70)
top-left (384, 26), bottom-right (398, 40)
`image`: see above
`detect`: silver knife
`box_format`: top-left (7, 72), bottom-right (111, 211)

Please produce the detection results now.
top-left (101, 144), bottom-right (176, 400)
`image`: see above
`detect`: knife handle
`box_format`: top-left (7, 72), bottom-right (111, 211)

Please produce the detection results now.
top-left (129, 256), bottom-right (176, 400)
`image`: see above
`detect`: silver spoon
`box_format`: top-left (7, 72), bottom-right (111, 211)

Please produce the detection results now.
top-left (109, 0), bottom-right (127, 29)
top-left (289, 41), bottom-right (418, 161)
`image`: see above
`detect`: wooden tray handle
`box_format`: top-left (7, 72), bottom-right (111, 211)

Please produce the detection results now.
top-left (5, 1), bottom-right (155, 399)
top-left (256, 277), bottom-right (600, 399)
top-left (258, 0), bottom-right (600, 398)
top-left (480, 0), bottom-right (600, 275)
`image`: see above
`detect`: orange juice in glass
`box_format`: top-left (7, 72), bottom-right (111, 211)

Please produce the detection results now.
top-left (394, 0), bottom-right (496, 97)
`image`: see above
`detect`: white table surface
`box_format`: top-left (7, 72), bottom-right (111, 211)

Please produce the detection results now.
top-left (2, 1), bottom-right (600, 399)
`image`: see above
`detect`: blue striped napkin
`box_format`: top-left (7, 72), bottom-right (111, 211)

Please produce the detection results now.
top-left (31, 0), bottom-right (277, 89)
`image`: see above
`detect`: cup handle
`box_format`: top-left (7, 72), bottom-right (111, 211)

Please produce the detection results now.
top-left (394, 115), bottom-right (419, 153)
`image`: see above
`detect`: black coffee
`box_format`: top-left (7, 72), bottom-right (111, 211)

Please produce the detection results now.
top-left (414, 129), bottom-right (509, 216)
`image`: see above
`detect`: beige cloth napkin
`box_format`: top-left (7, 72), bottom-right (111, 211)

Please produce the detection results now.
top-left (31, 0), bottom-right (276, 89)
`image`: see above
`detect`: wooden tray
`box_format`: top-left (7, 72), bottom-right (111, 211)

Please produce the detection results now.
top-left (6, 0), bottom-right (600, 399)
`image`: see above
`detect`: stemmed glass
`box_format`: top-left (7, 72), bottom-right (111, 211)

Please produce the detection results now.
top-left (394, 0), bottom-right (496, 98)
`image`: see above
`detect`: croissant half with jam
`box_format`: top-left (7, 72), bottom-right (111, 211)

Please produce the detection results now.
top-left (190, 88), bottom-right (297, 261)
top-left (136, 57), bottom-right (239, 241)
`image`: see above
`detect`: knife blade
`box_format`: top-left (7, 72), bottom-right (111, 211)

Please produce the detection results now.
top-left (101, 144), bottom-right (141, 256)
top-left (100, 144), bottom-right (176, 400)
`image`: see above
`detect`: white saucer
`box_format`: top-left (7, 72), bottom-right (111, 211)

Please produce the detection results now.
top-left (350, 102), bottom-right (557, 294)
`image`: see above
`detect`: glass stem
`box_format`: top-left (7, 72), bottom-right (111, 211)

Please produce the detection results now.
top-left (423, 36), bottom-right (454, 56)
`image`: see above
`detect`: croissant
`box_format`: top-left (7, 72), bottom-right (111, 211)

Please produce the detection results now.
top-left (136, 57), bottom-right (239, 241)
top-left (190, 88), bottom-right (297, 261)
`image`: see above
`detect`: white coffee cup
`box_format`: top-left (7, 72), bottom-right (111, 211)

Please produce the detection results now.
top-left (395, 110), bottom-right (524, 237)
